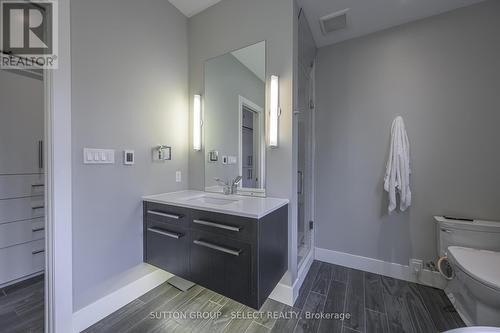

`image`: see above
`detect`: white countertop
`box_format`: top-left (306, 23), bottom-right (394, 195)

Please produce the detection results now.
top-left (142, 190), bottom-right (289, 219)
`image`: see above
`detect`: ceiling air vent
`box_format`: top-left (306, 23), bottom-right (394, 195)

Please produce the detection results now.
top-left (319, 8), bottom-right (349, 35)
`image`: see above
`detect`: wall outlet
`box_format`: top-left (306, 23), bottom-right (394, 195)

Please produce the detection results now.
top-left (175, 171), bottom-right (181, 183)
top-left (410, 259), bottom-right (424, 275)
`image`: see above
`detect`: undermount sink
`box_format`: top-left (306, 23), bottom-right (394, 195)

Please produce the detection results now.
top-left (185, 195), bottom-right (239, 206)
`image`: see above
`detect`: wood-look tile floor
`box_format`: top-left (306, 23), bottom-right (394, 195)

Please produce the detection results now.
top-left (0, 274), bottom-right (44, 333)
top-left (0, 262), bottom-right (464, 333)
top-left (84, 261), bottom-right (465, 333)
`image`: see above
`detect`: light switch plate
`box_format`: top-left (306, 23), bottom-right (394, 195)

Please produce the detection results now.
top-left (176, 171), bottom-right (181, 183)
top-left (84, 148), bottom-right (115, 164)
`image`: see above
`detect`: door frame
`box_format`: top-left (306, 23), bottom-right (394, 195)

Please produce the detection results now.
top-left (238, 95), bottom-right (265, 192)
top-left (44, 0), bottom-right (73, 332)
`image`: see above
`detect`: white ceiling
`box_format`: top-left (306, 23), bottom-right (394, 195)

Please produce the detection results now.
top-left (168, 0), bottom-right (221, 18)
top-left (231, 42), bottom-right (266, 82)
top-left (296, 0), bottom-right (485, 47)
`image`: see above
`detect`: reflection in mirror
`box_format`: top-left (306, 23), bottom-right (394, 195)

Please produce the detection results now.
top-left (204, 41), bottom-right (266, 195)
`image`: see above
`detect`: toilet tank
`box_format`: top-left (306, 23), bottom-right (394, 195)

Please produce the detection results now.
top-left (435, 216), bottom-right (500, 257)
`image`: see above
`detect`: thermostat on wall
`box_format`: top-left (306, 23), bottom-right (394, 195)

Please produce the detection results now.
top-left (124, 150), bottom-right (135, 165)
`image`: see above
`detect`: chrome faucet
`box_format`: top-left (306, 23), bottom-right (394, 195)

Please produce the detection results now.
top-left (214, 176), bottom-right (242, 195)
top-left (231, 176), bottom-right (243, 194)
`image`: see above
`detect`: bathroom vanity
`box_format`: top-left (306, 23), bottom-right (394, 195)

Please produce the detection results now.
top-left (142, 191), bottom-right (288, 309)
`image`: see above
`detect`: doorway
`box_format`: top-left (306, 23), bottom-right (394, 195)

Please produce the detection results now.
top-left (238, 96), bottom-right (264, 190)
top-left (0, 64), bottom-right (46, 332)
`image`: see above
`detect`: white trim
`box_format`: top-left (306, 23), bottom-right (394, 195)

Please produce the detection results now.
top-left (45, 0), bottom-right (72, 332)
top-left (268, 281), bottom-right (294, 306)
top-left (315, 247), bottom-right (447, 289)
top-left (269, 250), bottom-right (314, 306)
top-left (238, 95), bottom-right (265, 193)
top-left (72, 267), bottom-right (172, 333)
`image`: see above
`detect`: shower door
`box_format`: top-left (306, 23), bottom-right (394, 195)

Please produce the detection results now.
top-left (297, 64), bottom-right (315, 268)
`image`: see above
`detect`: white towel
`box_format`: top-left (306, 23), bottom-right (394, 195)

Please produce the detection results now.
top-left (384, 116), bottom-right (411, 213)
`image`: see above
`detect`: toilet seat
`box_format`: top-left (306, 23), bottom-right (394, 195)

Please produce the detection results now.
top-left (448, 246), bottom-right (500, 292)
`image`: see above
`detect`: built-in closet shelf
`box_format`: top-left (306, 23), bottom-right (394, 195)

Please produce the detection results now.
top-left (0, 239), bottom-right (44, 286)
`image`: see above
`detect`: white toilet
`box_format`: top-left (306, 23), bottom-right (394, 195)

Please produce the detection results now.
top-left (435, 216), bottom-right (500, 327)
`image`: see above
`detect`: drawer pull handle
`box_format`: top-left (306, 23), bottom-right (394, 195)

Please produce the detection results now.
top-left (31, 184), bottom-right (44, 188)
top-left (193, 240), bottom-right (241, 256)
top-left (32, 227), bottom-right (45, 232)
top-left (32, 250), bottom-right (45, 255)
top-left (147, 227), bottom-right (182, 239)
top-left (32, 205), bottom-right (45, 210)
top-left (193, 219), bottom-right (241, 232)
top-left (147, 210), bottom-right (181, 220)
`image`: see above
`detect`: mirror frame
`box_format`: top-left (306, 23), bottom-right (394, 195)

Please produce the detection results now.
top-left (202, 40), bottom-right (267, 197)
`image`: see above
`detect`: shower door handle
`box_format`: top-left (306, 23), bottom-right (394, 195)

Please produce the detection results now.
top-left (298, 171), bottom-right (304, 195)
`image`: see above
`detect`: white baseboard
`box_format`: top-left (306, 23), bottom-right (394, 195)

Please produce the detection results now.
top-left (72, 265), bottom-right (172, 333)
top-left (315, 247), bottom-right (446, 289)
top-left (268, 280), bottom-right (294, 306)
top-left (269, 249), bottom-right (315, 307)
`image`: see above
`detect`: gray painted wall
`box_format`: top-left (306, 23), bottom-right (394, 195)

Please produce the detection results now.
top-left (204, 53), bottom-right (264, 189)
top-left (315, 0), bottom-right (500, 266)
top-left (71, 0), bottom-right (188, 309)
top-left (188, 0), bottom-right (296, 283)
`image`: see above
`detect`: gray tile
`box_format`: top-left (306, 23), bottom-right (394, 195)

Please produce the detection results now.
top-left (294, 291), bottom-right (326, 333)
top-left (246, 321), bottom-right (272, 333)
top-left (175, 297), bottom-right (222, 332)
top-left (404, 283), bottom-right (437, 333)
top-left (83, 299), bottom-right (146, 333)
top-left (271, 305), bottom-right (301, 333)
top-left (202, 298), bottom-right (244, 333)
top-left (342, 328), bottom-right (361, 333)
top-left (331, 265), bottom-right (349, 283)
top-left (318, 280), bottom-right (346, 333)
top-left (311, 263), bottom-right (333, 295)
top-left (365, 309), bottom-right (389, 333)
top-left (222, 307), bottom-right (256, 333)
top-left (383, 293), bottom-right (414, 333)
top-left (416, 284), bottom-right (464, 331)
top-left (254, 298), bottom-right (286, 329)
top-left (294, 261), bottom-right (321, 309)
top-left (2, 274), bottom-right (44, 296)
top-left (343, 269), bottom-right (365, 332)
top-left (127, 285), bottom-right (203, 333)
top-left (71, 263), bottom-right (465, 333)
top-left (364, 272), bottom-right (385, 313)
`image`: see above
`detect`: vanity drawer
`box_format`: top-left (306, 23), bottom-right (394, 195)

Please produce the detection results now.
top-left (189, 209), bottom-right (256, 242)
top-left (145, 223), bottom-right (189, 278)
top-left (189, 230), bottom-right (253, 306)
top-left (145, 202), bottom-right (189, 228)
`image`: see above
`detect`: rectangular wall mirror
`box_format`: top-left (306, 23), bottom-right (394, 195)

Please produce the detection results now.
top-left (204, 41), bottom-right (266, 196)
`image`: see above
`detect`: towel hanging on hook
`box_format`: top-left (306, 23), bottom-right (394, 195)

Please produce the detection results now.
top-left (384, 116), bottom-right (411, 213)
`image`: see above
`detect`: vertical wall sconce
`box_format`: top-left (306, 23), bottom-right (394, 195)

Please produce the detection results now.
top-left (193, 94), bottom-right (202, 151)
top-left (269, 75), bottom-right (280, 148)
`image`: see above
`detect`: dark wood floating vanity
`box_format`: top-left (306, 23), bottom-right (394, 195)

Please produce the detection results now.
top-left (142, 192), bottom-right (288, 309)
